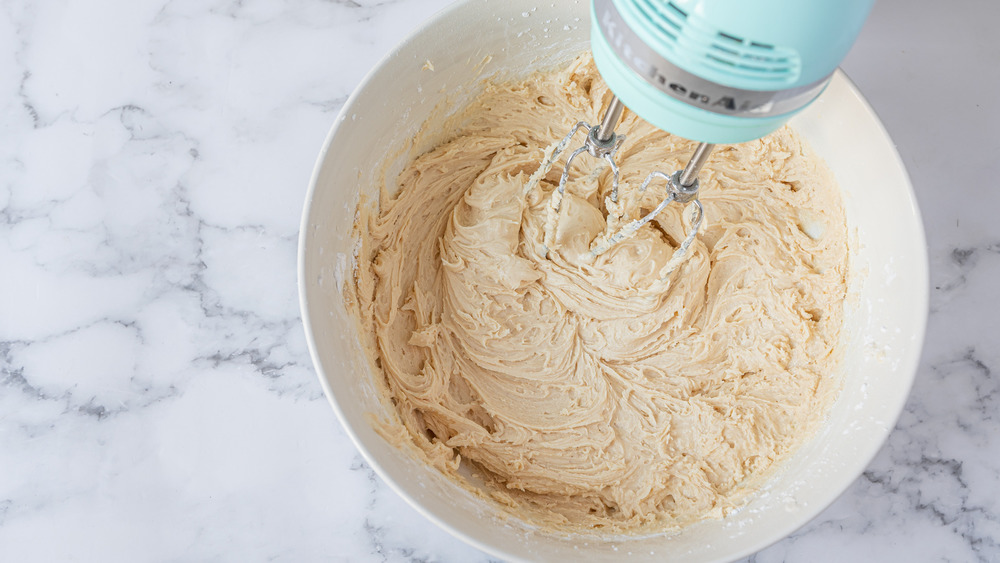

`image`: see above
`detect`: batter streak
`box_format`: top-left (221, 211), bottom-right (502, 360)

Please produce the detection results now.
top-left (351, 54), bottom-right (847, 530)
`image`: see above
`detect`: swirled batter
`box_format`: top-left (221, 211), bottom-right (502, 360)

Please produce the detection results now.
top-left (351, 54), bottom-right (847, 530)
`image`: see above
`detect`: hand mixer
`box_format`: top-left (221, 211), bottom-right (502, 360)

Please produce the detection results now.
top-left (543, 0), bottom-right (873, 264)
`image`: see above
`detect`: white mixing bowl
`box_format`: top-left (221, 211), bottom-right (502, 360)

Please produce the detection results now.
top-left (299, 1), bottom-right (927, 560)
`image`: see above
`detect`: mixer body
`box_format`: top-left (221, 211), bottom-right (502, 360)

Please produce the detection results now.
top-left (590, 0), bottom-right (874, 143)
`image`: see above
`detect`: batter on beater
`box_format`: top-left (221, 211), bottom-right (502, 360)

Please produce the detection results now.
top-left (350, 54), bottom-right (848, 530)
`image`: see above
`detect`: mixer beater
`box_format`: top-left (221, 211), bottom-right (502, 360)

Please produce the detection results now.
top-left (540, 95), bottom-right (713, 269)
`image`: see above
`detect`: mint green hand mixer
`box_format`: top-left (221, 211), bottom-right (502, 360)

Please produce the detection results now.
top-left (544, 0), bottom-right (873, 259)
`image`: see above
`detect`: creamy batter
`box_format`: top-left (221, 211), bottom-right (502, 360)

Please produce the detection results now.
top-left (350, 54), bottom-right (848, 531)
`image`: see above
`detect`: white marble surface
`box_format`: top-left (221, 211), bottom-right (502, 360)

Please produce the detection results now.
top-left (1, 0), bottom-right (997, 560)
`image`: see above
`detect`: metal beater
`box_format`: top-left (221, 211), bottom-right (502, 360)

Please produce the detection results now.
top-left (541, 95), bottom-right (712, 267)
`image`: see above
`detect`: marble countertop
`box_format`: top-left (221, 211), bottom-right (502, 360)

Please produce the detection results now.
top-left (1, 0), bottom-right (997, 560)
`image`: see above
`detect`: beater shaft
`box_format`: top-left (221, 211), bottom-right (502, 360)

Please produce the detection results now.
top-left (678, 142), bottom-right (715, 187)
top-left (595, 96), bottom-right (625, 143)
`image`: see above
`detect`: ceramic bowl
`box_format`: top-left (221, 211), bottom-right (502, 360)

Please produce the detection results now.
top-left (299, 1), bottom-right (927, 560)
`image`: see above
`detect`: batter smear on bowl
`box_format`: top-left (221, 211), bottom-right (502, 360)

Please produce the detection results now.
top-left (350, 54), bottom-right (848, 531)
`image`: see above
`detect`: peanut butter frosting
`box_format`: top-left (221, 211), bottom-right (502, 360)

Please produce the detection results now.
top-left (350, 54), bottom-right (848, 531)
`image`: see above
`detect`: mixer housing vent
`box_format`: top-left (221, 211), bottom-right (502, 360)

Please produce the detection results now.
top-left (631, 0), bottom-right (802, 85)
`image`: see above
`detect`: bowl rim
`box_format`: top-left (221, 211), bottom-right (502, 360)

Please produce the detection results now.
top-left (297, 3), bottom-right (929, 560)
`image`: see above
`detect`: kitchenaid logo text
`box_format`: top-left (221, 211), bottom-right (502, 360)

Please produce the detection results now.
top-left (600, 8), bottom-right (776, 115)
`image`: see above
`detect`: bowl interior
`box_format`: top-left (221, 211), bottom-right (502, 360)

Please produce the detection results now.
top-left (299, 0), bottom-right (927, 560)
